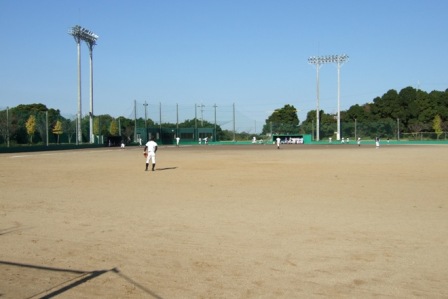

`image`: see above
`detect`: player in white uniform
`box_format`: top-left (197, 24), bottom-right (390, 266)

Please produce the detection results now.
top-left (144, 137), bottom-right (158, 171)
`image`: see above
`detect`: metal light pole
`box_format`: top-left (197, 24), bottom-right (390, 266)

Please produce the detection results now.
top-left (194, 104), bottom-right (198, 140)
top-left (69, 26), bottom-right (83, 143)
top-left (199, 103), bottom-right (205, 126)
top-left (335, 55), bottom-right (349, 140)
top-left (69, 25), bottom-right (98, 144)
top-left (308, 54), bottom-right (349, 141)
top-left (144, 101), bottom-right (148, 141)
top-left (308, 56), bottom-right (325, 141)
top-left (213, 104), bottom-right (217, 141)
top-left (176, 103), bottom-right (179, 137)
top-left (6, 107), bottom-right (10, 147)
top-left (85, 35), bottom-right (98, 143)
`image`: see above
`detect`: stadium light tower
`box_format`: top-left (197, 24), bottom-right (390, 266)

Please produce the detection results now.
top-left (332, 54), bottom-right (349, 140)
top-left (83, 28), bottom-right (98, 144)
top-left (308, 56), bottom-right (331, 141)
top-left (69, 25), bottom-right (83, 143)
top-left (69, 25), bottom-right (98, 144)
top-left (308, 54), bottom-right (349, 141)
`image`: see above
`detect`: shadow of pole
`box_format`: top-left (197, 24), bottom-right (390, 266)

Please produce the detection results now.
top-left (0, 260), bottom-right (164, 299)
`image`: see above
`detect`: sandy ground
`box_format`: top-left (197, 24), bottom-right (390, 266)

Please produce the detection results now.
top-left (1, 143), bottom-right (447, 298)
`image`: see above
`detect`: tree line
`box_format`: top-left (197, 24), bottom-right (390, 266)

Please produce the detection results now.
top-left (263, 86), bottom-right (448, 140)
top-left (1, 86), bottom-right (447, 145)
top-left (0, 103), bottom-right (233, 146)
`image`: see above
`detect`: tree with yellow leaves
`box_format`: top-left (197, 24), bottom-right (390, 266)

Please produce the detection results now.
top-left (433, 115), bottom-right (442, 140)
top-left (52, 120), bottom-right (63, 144)
top-left (25, 115), bottom-right (36, 144)
top-left (109, 119), bottom-right (119, 136)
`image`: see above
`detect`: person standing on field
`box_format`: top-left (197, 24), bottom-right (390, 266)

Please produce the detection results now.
top-left (144, 136), bottom-right (158, 171)
top-left (276, 137), bottom-right (281, 149)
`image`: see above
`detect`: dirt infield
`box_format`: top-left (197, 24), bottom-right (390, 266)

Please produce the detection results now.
top-left (1, 144), bottom-right (447, 298)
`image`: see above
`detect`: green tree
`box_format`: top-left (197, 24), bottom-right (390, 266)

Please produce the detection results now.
top-left (433, 115), bottom-right (443, 140)
top-left (93, 117), bottom-right (100, 136)
top-left (262, 104), bottom-right (299, 135)
top-left (25, 115), bottom-right (36, 144)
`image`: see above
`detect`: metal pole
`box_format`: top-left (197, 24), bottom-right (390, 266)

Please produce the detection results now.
top-left (76, 116), bottom-right (79, 145)
top-left (194, 104), bottom-right (197, 140)
top-left (159, 102), bottom-right (162, 139)
top-left (214, 104), bottom-right (217, 141)
top-left (134, 100), bottom-right (137, 142)
top-left (397, 118), bottom-right (400, 141)
top-left (89, 45), bottom-right (94, 143)
top-left (6, 106), bottom-right (10, 147)
top-left (176, 103), bottom-right (179, 137)
top-left (233, 103), bottom-right (236, 142)
top-left (144, 101), bottom-right (148, 141)
top-left (337, 59), bottom-right (341, 141)
top-left (76, 38), bottom-right (82, 144)
top-left (46, 111), bottom-right (49, 146)
top-left (316, 63), bottom-right (320, 141)
top-left (200, 104), bottom-right (205, 126)
top-left (354, 118), bottom-right (357, 141)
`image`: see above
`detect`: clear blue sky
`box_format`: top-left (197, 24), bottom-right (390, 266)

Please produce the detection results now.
top-left (1, 0), bottom-right (447, 133)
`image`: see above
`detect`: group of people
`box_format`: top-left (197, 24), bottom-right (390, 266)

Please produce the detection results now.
top-left (326, 136), bottom-right (384, 147)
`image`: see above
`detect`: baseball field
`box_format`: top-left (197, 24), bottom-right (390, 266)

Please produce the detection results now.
top-left (1, 143), bottom-right (447, 298)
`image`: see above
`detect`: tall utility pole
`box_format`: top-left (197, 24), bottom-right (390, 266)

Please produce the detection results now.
top-left (134, 100), bottom-right (137, 142)
top-left (213, 104), bottom-right (217, 141)
top-left (194, 104), bottom-right (198, 140)
top-left (69, 25), bottom-right (98, 144)
top-left (232, 103), bottom-right (236, 142)
top-left (6, 107), bottom-right (10, 147)
top-left (199, 103), bottom-right (205, 126)
top-left (335, 55), bottom-right (349, 140)
top-left (85, 34), bottom-right (98, 143)
top-left (176, 103), bottom-right (179, 137)
top-left (308, 56), bottom-right (325, 141)
top-left (143, 101), bottom-right (148, 142)
top-left (69, 26), bottom-right (83, 143)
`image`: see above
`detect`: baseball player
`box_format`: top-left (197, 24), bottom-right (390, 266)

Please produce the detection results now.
top-left (144, 136), bottom-right (158, 171)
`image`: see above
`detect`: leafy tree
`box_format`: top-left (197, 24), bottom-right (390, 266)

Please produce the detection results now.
top-left (0, 109), bottom-right (9, 145)
top-left (25, 115), bottom-right (36, 144)
top-left (433, 115), bottom-right (443, 140)
top-left (109, 119), bottom-right (119, 136)
top-left (93, 117), bottom-right (100, 136)
top-left (408, 121), bottom-right (425, 139)
top-left (262, 104), bottom-right (299, 135)
top-left (52, 120), bottom-right (63, 143)
top-left (63, 118), bottom-right (76, 144)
